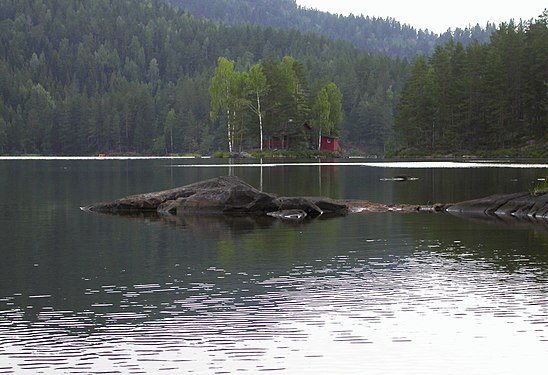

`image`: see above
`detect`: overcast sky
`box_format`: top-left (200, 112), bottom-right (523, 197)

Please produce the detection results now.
top-left (295, 0), bottom-right (547, 33)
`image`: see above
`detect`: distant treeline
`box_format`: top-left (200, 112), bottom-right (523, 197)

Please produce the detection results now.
top-left (395, 13), bottom-right (548, 156)
top-left (0, 0), bottom-right (403, 155)
top-left (163, 0), bottom-right (495, 59)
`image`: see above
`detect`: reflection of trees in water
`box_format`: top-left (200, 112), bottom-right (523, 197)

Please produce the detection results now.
top-left (254, 160), bottom-right (341, 198)
top-left (402, 213), bottom-right (548, 273)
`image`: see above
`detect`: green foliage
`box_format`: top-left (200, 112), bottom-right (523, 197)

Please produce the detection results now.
top-left (10, 0), bottom-right (528, 157)
top-left (323, 83), bottom-right (343, 136)
top-left (209, 57), bottom-right (241, 152)
top-left (163, 108), bottom-right (176, 154)
top-left (529, 178), bottom-right (548, 197)
top-left (164, 0), bottom-right (495, 59)
top-left (212, 151), bottom-right (230, 158)
top-left (243, 64), bottom-right (268, 150)
top-left (209, 55), bottom-right (344, 152)
top-left (395, 14), bottom-right (548, 156)
top-left (0, 0), bottom-right (403, 156)
top-left (312, 87), bottom-right (330, 149)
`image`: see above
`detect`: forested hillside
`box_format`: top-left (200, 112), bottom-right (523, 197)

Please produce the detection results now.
top-left (0, 0), bottom-right (405, 156)
top-left (395, 14), bottom-right (548, 157)
top-left (1, 0), bottom-right (545, 157)
top-left (163, 0), bottom-right (495, 59)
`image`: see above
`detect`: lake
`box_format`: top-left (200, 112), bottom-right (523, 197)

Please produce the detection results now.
top-left (0, 157), bottom-right (547, 374)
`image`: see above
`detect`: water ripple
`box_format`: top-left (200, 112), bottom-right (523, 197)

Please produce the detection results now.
top-left (1, 241), bottom-right (547, 374)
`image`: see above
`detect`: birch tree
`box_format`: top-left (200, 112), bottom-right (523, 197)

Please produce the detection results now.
top-left (312, 82), bottom-right (343, 150)
top-left (312, 87), bottom-right (330, 150)
top-left (244, 64), bottom-right (268, 150)
top-left (209, 57), bottom-right (239, 153)
top-left (324, 82), bottom-right (343, 136)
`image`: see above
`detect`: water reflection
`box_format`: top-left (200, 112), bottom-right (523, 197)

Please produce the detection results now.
top-left (448, 210), bottom-right (548, 232)
top-left (84, 210), bottom-right (328, 237)
top-left (1, 224), bottom-right (546, 374)
top-left (1, 160), bottom-right (547, 374)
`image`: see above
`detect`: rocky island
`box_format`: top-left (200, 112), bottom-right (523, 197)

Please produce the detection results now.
top-left (82, 175), bottom-right (548, 224)
top-left (81, 175), bottom-right (431, 220)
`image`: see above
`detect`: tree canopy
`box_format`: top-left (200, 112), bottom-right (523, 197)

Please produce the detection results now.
top-left (0, 0), bottom-right (402, 155)
top-left (394, 13), bottom-right (548, 156)
top-left (0, 0), bottom-right (545, 157)
top-left (209, 56), bottom-right (343, 152)
top-left (164, 0), bottom-right (496, 59)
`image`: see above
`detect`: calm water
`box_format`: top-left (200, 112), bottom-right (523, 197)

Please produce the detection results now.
top-left (0, 158), bottom-right (547, 374)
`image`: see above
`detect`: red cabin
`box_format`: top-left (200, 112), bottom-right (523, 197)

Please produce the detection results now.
top-left (263, 137), bottom-right (290, 149)
top-left (320, 135), bottom-right (339, 152)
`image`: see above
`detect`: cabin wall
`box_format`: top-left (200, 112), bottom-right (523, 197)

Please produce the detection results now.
top-left (320, 136), bottom-right (338, 152)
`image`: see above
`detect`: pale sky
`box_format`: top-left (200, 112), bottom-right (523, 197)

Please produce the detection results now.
top-left (295, 0), bottom-right (547, 33)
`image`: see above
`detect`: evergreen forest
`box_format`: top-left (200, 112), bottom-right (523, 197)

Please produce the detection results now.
top-left (0, 0), bottom-right (546, 157)
top-left (0, 0), bottom-right (405, 156)
top-left (395, 15), bottom-right (548, 156)
top-left (164, 0), bottom-right (495, 59)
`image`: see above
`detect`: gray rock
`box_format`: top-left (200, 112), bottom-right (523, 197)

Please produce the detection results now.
top-left (82, 176), bottom-right (349, 218)
top-left (445, 191), bottom-right (548, 220)
top-left (274, 197), bottom-right (323, 216)
top-left (82, 175), bottom-right (548, 226)
top-left (305, 197), bottom-right (350, 215)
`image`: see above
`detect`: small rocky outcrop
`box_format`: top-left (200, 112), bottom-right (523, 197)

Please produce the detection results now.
top-left (445, 192), bottom-right (548, 220)
top-left (81, 176), bottom-right (349, 220)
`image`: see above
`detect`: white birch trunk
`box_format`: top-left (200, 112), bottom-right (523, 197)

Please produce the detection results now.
top-left (257, 90), bottom-right (263, 151)
top-left (318, 126), bottom-right (322, 151)
top-left (227, 108), bottom-right (232, 153)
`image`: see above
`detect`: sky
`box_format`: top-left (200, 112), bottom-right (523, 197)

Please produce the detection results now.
top-left (295, 0), bottom-right (547, 33)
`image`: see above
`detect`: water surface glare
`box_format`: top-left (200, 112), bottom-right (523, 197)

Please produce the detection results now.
top-left (0, 159), bottom-right (547, 374)
top-left (174, 161), bottom-right (548, 169)
top-left (2, 243), bottom-right (546, 374)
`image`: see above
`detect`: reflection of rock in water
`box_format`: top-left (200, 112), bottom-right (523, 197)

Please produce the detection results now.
top-left (445, 192), bottom-right (548, 219)
top-left (165, 213), bottom-right (280, 233)
top-left (444, 191), bottom-right (548, 232)
top-left (81, 175), bottom-right (441, 234)
top-left (86, 209), bottom-right (310, 235)
top-left (82, 175), bottom-right (548, 231)
top-left (447, 210), bottom-right (548, 232)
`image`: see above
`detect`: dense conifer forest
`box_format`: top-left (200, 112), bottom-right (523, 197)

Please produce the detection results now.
top-left (0, 0), bottom-right (546, 156)
top-left (395, 14), bottom-right (548, 156)
top-left (0, 0), bottom-right (405, 155)
top-left (164, 0), bottom-right (495, 59)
